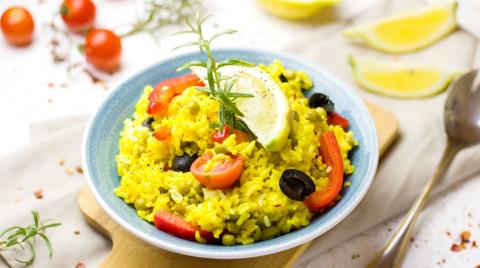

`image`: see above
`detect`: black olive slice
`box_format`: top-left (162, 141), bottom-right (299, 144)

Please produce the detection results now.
top-left (279, 169), bottom-right (316, 201)
top-left (308, 93), bottom-right (334, 113)
top-left (172, 154), bottom-right (198, 172)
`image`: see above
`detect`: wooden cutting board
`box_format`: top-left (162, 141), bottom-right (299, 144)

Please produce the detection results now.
top-left (78, 102), bottom-right (398, 268)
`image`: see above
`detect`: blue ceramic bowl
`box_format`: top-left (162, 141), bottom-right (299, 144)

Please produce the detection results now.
top-left (82, 48), bottom-right (378, 259)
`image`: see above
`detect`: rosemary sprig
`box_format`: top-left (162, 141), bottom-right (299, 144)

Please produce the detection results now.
top-left (121, 0), bottom-right (201, 38)
top-left (174, 13), bottom-right (256, 134)
top-left (0, 211), bottom-right (61, 266)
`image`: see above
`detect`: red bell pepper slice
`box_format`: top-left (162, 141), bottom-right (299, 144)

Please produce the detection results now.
top-left (304, 131), bottom-right (344, 211)
top-left (327, 112), bottom-right (349, 129)
top-left (153, 127), bottom-right (171, 141)
top-left (154, 210), bottom-right (214, 242)
top-left (147, 73), bottom-right (205, 115)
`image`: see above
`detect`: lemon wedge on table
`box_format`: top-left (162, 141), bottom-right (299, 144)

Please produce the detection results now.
top-left (191, 66), bottom-right (291, 151)
top-left (343, 1), bottom-right (457, 53)
top-left (257, 0), bottom-right (341, 20)
top-left (348, 56), bottom-right (461, 98)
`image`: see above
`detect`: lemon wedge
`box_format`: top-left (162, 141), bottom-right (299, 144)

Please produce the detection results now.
top-left (257, 0), bottom-right (341, 20)
top-left (343, 1), bottom-right (457, 53)
top-left (348, 56), bottom-right (461, 98)
top-left (191, 66), bottom-right (291, 151)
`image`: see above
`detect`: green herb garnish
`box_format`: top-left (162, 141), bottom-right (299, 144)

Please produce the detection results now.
top-left (173, 12), bottom-right (256, 134)
top-left (122, 0), bottom-right (201, 38)
top-left (0, 211), bottom-right (61, 266)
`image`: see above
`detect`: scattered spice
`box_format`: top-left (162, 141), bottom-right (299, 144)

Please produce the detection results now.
top-left (451, 243), bottom-right (464, 252)
top-left (75, 263), bottom-right (86, 268)
top-left (65, 167), bottom-right (74, 175)
top-left (446, 231), bottom-right (451, 237)
top-left (75, 166), bottom-right (83, 174)
top-left (351, 253), bottom-right (360, 260)
top-left (74, 230), bottom-right (81, 235)
top-left (83, 68), bottom-right (105, 86)
top-left (410, 236), bottom-right (415, 243)
top-left (473, 241), bottom-right (478, 248)
top-left (48, 82), bottom-right (55, 88)
top-left (34, 190), bottom-right (43, 199)
top-left (442, 258), bottom-right (446, 264)
top-left (450, 230), bottom-right (472, 252)
top-left (461, 231), bottom-right (471, 243)
top-left (48, 98), bottom-right (53, 103)
top-left (59, 159), bottom-right (65, 166)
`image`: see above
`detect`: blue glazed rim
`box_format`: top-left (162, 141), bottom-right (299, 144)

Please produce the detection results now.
top-left (82, 47), bottom-right (379, 259)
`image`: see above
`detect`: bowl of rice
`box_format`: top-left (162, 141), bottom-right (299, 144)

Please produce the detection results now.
top-left (82, 48), bottom-right (378, 259)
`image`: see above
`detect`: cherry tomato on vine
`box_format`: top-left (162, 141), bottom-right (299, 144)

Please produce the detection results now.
top-left (60, 0), bottom-right (96, 32)
top-left (84, 29), bottom-right (122, 72)
top-left (1, 7), bottom-right (34, 46)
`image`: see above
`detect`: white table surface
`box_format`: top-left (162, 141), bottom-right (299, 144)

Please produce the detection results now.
top-left (1, 0), bottom-right (479, 267)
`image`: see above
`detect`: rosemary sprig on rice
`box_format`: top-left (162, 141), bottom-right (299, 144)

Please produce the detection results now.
top-left (173, 12), bottom-right (255, 134)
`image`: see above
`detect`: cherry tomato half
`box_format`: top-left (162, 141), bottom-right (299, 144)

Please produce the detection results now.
top-left (147, 73), bottom-right (205, 115)
top-left (190, 152), bottom-right (244, 189)
top-left (84, 29), bottom-right (122, 72)
top-left (211, 125), bottom-right (251, 144)
top-left (154, 210), bottom-right (214, 242)
top-left (60, 0), bottom-right (96, 32)
top-left (1, 7), bottom-right (34, 46)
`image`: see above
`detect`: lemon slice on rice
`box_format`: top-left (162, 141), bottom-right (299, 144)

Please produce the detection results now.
top-left (343, 1), bottom-right (457, 53)
top-left (191, 66), bottom-right (291, 151)
top-left (348, 55), bottom-right (461, 98)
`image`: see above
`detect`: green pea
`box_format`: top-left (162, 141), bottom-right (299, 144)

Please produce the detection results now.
top-left (222, 234), bottom-right (236, 246)
top-left (214, 144), bottom-right (228, 154)
top-left (305, 110), bottom-right (320, 122)
top-left (187, 101), bottom-right (200, 115)
top-left (226, 222), bottom-right (239, 233)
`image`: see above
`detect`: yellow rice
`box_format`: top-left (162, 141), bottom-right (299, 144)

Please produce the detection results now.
top-left (114, 60), bottom-right (357, 245)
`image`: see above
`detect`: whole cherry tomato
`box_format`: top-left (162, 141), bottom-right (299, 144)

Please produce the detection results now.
top-left (60, 0), bottom-right (96, 32)
top-left (1, 7), bottom-right (34, 46)
top-left (84, 29), bottom-right (122, 72)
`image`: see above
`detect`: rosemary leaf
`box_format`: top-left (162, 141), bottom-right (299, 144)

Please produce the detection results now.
top-left (176, 60), bottom-right (207, 72)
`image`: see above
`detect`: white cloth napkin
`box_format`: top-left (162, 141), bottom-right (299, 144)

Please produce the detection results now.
top-left (1, 0), bottom-right (480, 267)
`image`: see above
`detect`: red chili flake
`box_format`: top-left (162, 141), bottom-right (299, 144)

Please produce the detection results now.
top-left (34, 190), bottom-right (43, 199)
top-left (274, 204), bottom-right (282, 207)
top-left (451, 243), bottom-right (463, 252)
top-left (75, 166), bottom-right (84, 174)
top-left (410, 236), bottom-right (415, 243)
top-left (446, 231), bottom-right (451, 237)
top-left (473, 241), bottom-right (478, 248)
top-left (75, 263), bottom-right (86, 268)
top-left (460, 231), bottom-right (471, 243)
top-left (47, 82), bottom-right (55, 88)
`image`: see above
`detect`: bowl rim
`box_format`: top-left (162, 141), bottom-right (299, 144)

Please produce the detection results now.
top-left (82, 47), bottom-right (379, 259)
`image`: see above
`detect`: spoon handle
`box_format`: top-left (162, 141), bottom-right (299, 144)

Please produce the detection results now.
top-left (367, 141), bottom-right (461, 268)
